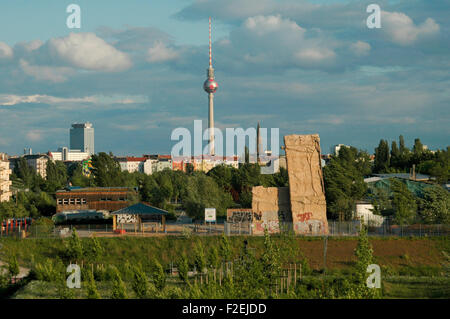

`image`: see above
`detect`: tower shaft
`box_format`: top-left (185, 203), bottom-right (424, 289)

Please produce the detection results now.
top-left (209, 93), bottom-right (215, 155)
top-left (203, 17), bottom-right (218, 156)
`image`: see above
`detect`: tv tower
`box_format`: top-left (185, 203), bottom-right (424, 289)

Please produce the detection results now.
top-left (203, 17), bottom-right (219, 155)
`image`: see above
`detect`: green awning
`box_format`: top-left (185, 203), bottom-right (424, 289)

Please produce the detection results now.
top-left (112, 203), bottom-right (168, 215)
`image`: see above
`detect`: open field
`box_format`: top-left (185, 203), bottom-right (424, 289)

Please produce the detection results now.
top-left (1, 235), bottom-right (448, 270)
top-left (1, 235), bottom-right (449, 299)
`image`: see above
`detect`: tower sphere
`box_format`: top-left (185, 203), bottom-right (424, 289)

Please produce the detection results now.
top-left (203, 78), bottom-right (218, 93)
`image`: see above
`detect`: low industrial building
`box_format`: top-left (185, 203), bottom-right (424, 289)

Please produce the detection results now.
top-left (55, 187), bottom-right (135, 213)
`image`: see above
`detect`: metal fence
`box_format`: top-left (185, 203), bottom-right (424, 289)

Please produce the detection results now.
top-left (222, 221), bottom-right (450, 237)
top-left (0, 221), bottom-right (449, 239)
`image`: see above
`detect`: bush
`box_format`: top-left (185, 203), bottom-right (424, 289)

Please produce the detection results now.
top-left (151, 259), bottom-right (166, 290)
top-left (85, 269), bottom-right (101, 299)
top-left (177, 254), bottom-right (189, 284)
top-left (132, 264), bottom-right (149, 299)
top-left (110, 266), bottom-right (128, 299)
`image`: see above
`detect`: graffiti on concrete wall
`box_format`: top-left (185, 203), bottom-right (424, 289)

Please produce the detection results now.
top-left (294, 219), bottom-right (325, 235)
top-left (296, 212), bottom-right (313, 222)
top-left (254, 219), bottom-right (280, 234)
top-left (116, 214), bottom-right (138, 224)
top-left (227, 209), bottom-right (264, 223)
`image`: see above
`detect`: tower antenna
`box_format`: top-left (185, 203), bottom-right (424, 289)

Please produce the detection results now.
top-left (209, 16), bottom-right (212, 68)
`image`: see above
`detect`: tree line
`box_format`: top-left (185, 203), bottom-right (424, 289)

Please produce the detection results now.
top-left (324, 136), bottom-right (448, 223)
top-left (1, 135), bottom-right (448, 224)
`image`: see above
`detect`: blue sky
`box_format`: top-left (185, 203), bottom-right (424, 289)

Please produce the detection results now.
top-left (0, 0), bottom-right (448, 156)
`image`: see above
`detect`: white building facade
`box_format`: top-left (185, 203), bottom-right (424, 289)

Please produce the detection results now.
top-left (355, 201), bottom-right (385, 226)
top-left (117, 157), bottom-right (153, 175)
top-left (0, 153), bottom-right (12, 202)
top-left (50, 147), bottom-right (90, 162)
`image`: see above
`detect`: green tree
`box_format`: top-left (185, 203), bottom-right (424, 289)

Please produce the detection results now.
top-left (391, 179), bottom-right (417, 225)
top-left (91, 152), bottom-right (124, 187)
top-left (66, 229), bottom-right (83, 263)
top-left (111, 267), bottom-right (128, 299)
top-left (233, 240), bottom-right (265, 298)
top-left (86, 269), bottom-right (101, 299)
top-left (244, 146), bottom-right (249, 164)
top-left (323, 146), bottom-right (368, 220)
top-left (194, 242), bottom-right (207, 273)
top-left (207, 246), bottom-right (220, 270)
top-left (8, 255), bottom-right (20, 282)
top-left (68, 162), bottom-right (93, 187)
top-left (183, 173), bottom-right (233, 219)
top-left (219, 234), bottom-right (232, 263)
top-left (374, 139), bottom-right (390, 173)
top-left (353, 225), bottom-right (380, 298)
top-left (185, 163), bottom-right (194, 175)
top-left (413, 138), bottom-right (424, 156)
top-left (398, 135), bottom-right (411, 170)
top-left (419, 186), bottom-right (449, 224)
top-left (13, 157), bottom-right (36, 189)
top-left (84, 235), bottom-right (104, 263)
top-left (152, 259), bottom-right (166, 290)
top-left (45, 160), bottom-right (68, 193)
top-left (177, 254), bottom-right (189, 284)
top-left (390, 141), bottom-right (400, 169)
top-left (132, 264), bottom-right (149, 299)
top-left (260, 230), bottom-right (281, 294)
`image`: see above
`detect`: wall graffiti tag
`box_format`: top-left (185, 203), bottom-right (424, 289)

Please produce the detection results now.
top-left (296, 212), bottom-right (313, 222)
top-left (116, 214), bottom-right (138, 224)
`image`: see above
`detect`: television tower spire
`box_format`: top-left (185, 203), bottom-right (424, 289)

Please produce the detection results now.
top-left (203, 17), bottom-right (218, 156)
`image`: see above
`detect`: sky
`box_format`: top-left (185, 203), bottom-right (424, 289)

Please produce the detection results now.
top-left (0, 0), bottom-right (448, 157)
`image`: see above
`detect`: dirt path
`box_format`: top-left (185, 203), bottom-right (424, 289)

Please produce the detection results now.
top-left (0, 260), bottom-right (30, 280)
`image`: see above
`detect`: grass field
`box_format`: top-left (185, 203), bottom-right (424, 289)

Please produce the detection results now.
top-left (1, 235), bottom-right (449, 299)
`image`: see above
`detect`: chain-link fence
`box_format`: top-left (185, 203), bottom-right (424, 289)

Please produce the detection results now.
top-left (222, 221), bottom-right (449, 237)
top-left (1, 221), bottom-right (449, 239)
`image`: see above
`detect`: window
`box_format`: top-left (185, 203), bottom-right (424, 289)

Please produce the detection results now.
top-left (63, 199), bottom-right (68, 205)
top-left (57, 199), bottom-right (63, 205)
top-left (69, 199), bottom-right (75, 205)
top-left (75, 198), bottom-right (81, 204)
top-left (81, 198), bottom-right (87, 204)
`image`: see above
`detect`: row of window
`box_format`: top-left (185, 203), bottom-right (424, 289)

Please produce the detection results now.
top-left (57, 198), bottom-right (87, 205)
top-left (57, 198), bottom-right (128, 205)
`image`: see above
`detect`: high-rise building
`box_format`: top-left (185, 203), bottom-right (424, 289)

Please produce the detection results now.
top-left (0, 153), bottom-right (12, 202)
top-left (203, 17), bottom-right (219, 155)
top-left (70, 122), bottom-right (95, 155)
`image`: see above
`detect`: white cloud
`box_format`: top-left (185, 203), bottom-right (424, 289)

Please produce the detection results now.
top-left (295, 47), bottom-right (336, 63)
top-left (222, 15), bottom-right (336, 70)
top-left (19, 59), bottom-right (75, 83)
top-left (0, 93), bottom-right (95, 106)
top-left (350, 41), bottom-right (371, 57)
top-left (382, 11), bottom-right (440, 46)
top-left (0, 42), bottom-right (13, 59)
top-left (307, 115), bottom-right (345, 125)
top-left (17, 40), bottom-right (44, 52)
top-left (26, 130), bottom-right (43, 142)
top-left (244, 15), bottom-right (305, 36)
top-left (147, 41), bottom-right (179, 63)
top-left (0, 94), bottom-right (148, 106)
top-left (48, 32), bottom-right (132, 72)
